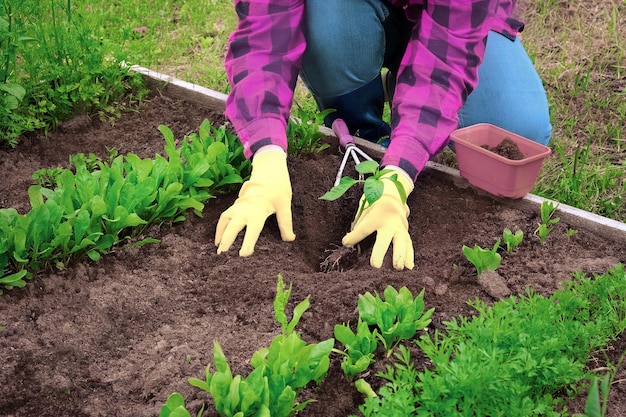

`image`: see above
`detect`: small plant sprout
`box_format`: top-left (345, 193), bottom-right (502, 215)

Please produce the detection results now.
top-left (534, 201), bottom-right (560, 244)
top-left (357, 285), bottom-right (434, 357)
top-left (462, 239), bottom-right (502, 276)
top-left (502, 228), bottom-right (524, 253)
top-left (566, 228), bottom-right (579, 237)
top-left (319, 160), bottom-right (408, 225)
top-left (333, 318), bottom-right (378, 380)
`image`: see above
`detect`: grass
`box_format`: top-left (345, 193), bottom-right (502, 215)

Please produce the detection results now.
top-left (519, 1), bottom-right (626, 221)
top-left (7, 0), bottom-right (626, 223)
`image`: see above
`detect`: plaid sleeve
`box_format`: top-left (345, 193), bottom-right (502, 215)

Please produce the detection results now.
top-left (224, 0), bottom-right (305, 159)
top-left (382, 0), bottom-right (511, 181)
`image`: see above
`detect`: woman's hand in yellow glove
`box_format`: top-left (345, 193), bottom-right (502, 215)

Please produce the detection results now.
top-left (215, 146), bottom-right (296, 256)
top-left (342, 166), bottom-right (414, 270)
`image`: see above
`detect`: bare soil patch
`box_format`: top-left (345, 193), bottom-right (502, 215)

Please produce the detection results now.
top-left (0, 92), bottom-right (624, 417)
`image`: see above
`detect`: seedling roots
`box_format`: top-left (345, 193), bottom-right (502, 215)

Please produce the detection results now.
top-left (319, 244), bottom-right (359, 272)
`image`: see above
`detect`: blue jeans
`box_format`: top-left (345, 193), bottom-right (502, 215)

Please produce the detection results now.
top-left (300, 0), bottom-right (552, 146)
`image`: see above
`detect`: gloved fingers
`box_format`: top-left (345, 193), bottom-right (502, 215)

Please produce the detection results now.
top-left (239, 215), bottom-right (268, 257)
top-left (342, 214), bottom-right (377, 248)
top-left (216, 215), bottom-right (248, 255)
top-left (392, 232), bottom-right (414, 270)
top-left (370, 228), bottom-right (394, 268)
top-left (405, 236), bottom-right (415, 270)
top-left (275, 202), bottom-right (296, 242)
top-left (214, 206), bottom-right (235, 247)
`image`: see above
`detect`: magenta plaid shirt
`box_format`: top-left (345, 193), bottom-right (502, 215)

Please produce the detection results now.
top-left (224, 0), bottom-right (523, 181)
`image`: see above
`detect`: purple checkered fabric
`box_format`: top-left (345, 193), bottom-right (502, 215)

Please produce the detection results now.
top-left (224, 0), bottom-right (523, 181)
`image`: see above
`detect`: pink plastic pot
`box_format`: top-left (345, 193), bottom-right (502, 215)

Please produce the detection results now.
top-left (450, 124), bottom-right (551, 199)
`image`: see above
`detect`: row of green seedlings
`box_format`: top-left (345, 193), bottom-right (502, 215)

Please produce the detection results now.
top-left (160, 276), bottom-right (434, 417)
top-left (0, 121), bottom-right (250, 294)
top-left (462, 200), bottom-right (571, 276)
top-left (162, 264), bottom-right (626, 417)
top-left (354, 264), bottom-right (626, 417)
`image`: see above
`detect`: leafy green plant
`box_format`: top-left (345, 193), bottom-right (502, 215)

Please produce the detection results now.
top-left (535, 201), bottom-right (560, 244)
top-left (356, 264), bottom-right (626, 417)
top-left (0, 120), bottom-right (248, 294)
top-left (320, 160), bottom-right (408, 225)
top-left (333, 318), bottom-right (378, 380)
top-left (165, 275), bottom-right (334, 417)
top-left (462, 239), bottom-right (502, 276)
top-left (273, 274), bottom-right (310, 336)
top-left (357, 285), bottom-right (433, 356)
top-left (286, 105), bottom-right (332, 156)
top-left (502, 228), bottom-right (524, 253)
top-left (160, 392), bottom-right (203, 417)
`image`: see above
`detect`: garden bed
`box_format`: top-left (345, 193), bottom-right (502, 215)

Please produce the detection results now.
top-left (0, 77), bottom-right (625, 416)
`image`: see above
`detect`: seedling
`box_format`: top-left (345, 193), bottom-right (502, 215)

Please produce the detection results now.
top-left (319, 160), bottom-right (408, 225)
top-left (274, 274), bottom-right (309, 336)
top-left (535, 201), bottom-right (560, 244)
top-left (566, 228), bottom-right (579, 237)
top-left (502, 228), bottom-right (524, 253)
top-left (462, 239), bottom-right (502, 276)
top-left (183, 275), bottom-right (333, 417)
top-left (333, 318), bottom-right (378, 380)
top-left (357, 285), bottom-right (434, 356)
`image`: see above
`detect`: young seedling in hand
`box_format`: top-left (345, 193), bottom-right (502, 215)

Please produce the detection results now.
top-left (462, 239), bottom-right (502, 276)
top-left (320, 160), bottom-right (408, 225)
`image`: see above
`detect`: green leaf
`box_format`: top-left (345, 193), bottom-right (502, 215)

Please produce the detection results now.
top-left (584, 377), bottom-right (601, 417)
top-left (355, 160), bottom-right (379, 175)
top-left (0, 83), bottom-right (26, 100)
top-left (319, 176), bottom-right (359, 201)
top-left (159, 393), bottom-right (191, 417)
top-left (274, 275), bottom-right (290, 331)
top-left (363, 177), bottom-right (384, 206)
top-left (287, 296), bottom-right (310, 335)
top-left (462, 239), bottom-right (502, 276)
top-left (212, 341), bottom-right (232, 377)
top-left (0, 270), bottom-right (28, 288)
top-left (334, 323), bottom-right (357, 347)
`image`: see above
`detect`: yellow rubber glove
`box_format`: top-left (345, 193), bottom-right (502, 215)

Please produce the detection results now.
top-left (342, 166), bottom-right (414, 270)
top-left (215, 146), bottom-right (296, 256)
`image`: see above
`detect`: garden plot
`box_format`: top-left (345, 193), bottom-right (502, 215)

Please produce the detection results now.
top-left (0, 76), bottom-right (625, 417)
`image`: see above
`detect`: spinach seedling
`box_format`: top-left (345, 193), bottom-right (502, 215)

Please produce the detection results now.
top-left (502, 228), bottom-right (523, 253)
top-left (462, 239), bottom-right (502, 276)
top-left (534, 201), bottom-right (560, 244)
top-left (319, 160), bottom-right (408, 224)
top-left (274, 274), bottom-right (309, 336)
top-left (333, 317), bottom-right (378, 380)
top-left (358, 285), bottom-right (434, 356)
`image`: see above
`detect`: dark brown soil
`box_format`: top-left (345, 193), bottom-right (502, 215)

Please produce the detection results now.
top-left (482, 137), bottom-right (526, 160)
top-left (0, 92), bottom-right (625, 417)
